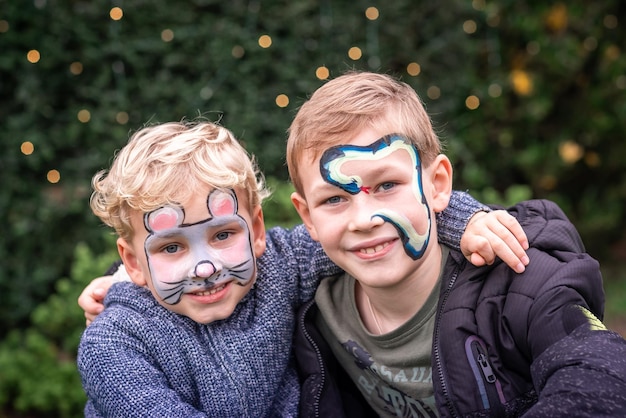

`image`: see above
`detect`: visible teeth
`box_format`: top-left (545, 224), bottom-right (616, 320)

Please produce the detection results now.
top-left (195, 284), bottom-right (225, 296)
top-left (360, 242), bottom-right (389, 254)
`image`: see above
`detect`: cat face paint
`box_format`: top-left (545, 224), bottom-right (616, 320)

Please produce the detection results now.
top-left (320, 134), bottom-right (431, 259)
top-left (143, 189), bottom-right (255, 305)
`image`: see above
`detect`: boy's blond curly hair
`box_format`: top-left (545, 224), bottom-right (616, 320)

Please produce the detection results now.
top-left (286, 71), bottom-right (442, 197)
top-left (91, 120), bottom-right (269, 241)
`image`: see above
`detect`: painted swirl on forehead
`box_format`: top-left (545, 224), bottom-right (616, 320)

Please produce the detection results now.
top-left (143, 189), bottom-right (256, 305)
top-left (319, 134), bottom-right (431, 259)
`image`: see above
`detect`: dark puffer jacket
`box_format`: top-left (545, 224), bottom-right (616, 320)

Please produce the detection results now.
top-left (294, 200), bottom-right (626, 417)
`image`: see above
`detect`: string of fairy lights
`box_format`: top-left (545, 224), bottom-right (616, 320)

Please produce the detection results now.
top-left (4, 2), bottom-right (623, 185)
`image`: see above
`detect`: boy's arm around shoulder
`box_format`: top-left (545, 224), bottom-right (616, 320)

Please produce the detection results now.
top-left (263, 224), bottom-right (342, 305)
top-left (508, 199), bottom-right (626, 415)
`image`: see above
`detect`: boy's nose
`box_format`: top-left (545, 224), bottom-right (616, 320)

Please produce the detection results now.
top-left (193, 261), bottom-right (216, 278)
top-left (347, 197), bottom-right (385, 232)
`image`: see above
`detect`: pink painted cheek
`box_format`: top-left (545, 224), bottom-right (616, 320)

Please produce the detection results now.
top-left (149, 257), bottom-right (188, 284)
top-left (219, 237), bottom-right (252, 265)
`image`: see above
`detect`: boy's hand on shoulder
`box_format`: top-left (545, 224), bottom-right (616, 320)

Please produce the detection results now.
top-left (78, 276), bottom-right (114, 326)
top-left (461, 210), bottom-right (530, 274)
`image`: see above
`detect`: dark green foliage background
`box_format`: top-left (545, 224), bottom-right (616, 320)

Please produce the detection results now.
top-left (1, 0), bottom-right (625, 416)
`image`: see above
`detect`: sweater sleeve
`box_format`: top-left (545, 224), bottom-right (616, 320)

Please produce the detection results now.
top-left (78, 311), bottom-right (208, 418)
top-left (264, 225), bottom-right (342, 305)
top-left (436, 190), bottom-right (489, 251)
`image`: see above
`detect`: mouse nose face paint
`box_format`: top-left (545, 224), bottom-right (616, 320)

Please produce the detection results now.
top-left (143, 189), bottom-right (256, 305)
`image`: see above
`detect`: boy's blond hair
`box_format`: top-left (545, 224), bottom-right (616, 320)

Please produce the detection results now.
top-left (286, 71), bottom-right (442, 196)
top-left (91, 120), bottom-right (269, 241)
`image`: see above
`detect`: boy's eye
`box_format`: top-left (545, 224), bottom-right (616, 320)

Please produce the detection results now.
top-left (378, 182), bottom-right (396, 191)
top-left (163, 244), bottom-right (181, 254)
top-left (215, 231), bottom-right (232, 241)
top-left (325, 196), bottom-right (342, 205)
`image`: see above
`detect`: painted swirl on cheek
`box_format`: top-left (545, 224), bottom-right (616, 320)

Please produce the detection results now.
top-left (319, 134), bottom-right (431, 260)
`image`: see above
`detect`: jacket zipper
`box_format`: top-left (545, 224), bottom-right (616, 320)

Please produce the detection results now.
top-left (465, 336), bottom-right (505, 415)
top-left (433, 267), bottom-right (461, 417)
top-left (299, 301), bottom-right (325, 418)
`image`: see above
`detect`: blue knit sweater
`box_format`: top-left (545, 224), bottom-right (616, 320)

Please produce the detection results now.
top-left (77, 191), bottom-right (483, 417)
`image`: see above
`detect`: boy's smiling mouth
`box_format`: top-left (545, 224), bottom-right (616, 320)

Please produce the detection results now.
top-left (186, 282), bottom-right (232, 303)
top-left (360, 241), bottom-right (390, 255)
top-left (192, 284), bottom-right (227, 296)
top-left (352, 237), bottom-right (398, 258)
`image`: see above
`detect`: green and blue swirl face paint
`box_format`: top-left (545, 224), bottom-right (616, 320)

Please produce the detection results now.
top-left (319, 134), bottom-right (431, 260)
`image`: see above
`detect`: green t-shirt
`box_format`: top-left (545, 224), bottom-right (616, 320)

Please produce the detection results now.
top-left (314, 248), bottom-right (447, 417)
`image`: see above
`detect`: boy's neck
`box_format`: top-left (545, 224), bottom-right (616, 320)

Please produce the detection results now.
top-left (355, 243), bottom-right (443, 335)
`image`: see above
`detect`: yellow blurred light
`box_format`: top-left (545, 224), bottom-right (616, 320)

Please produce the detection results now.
top-left (465, 95), bottom-right (480, 110)
top-left (275, 94), bottom-right (289, 108)
top-left (559, 140), bottom-right (583, 164)
top-left (78, 109), bottom-right (91, 123)
top-left (463, 20), bottom-right (477, 34)
top-left (27, 50), bottom-right (40, 63)
top-left (258, 35), bottom-right (272, 48)
top-left (69, 61), bottom-right (83, 75)
top-left (545, 3), bottom-right (567, 33)
top-left (232, 45), bottom-right (245, 59)
top-left (605, 45), bottom-right (620, 61)
top-left (110, 7), bottom-right (123, 21)
top-left (510, 69), bottom-right (533, 96)
top-left (407, 62), bottom-right (421, 76)
top-left (0, 20), bottom-right (9, 33)
top-left (584, 152), bottom-right (600, 168)
top-left (116, 111), bottom-right (129, 124)
top-left (365, 7), bottom-right (379, 20)
top-left (21, 141), bottom-right (34, 155)
top-left (472, 0), bottom-right (486, 11)
top-left (539, 175), bottom-right (557, 191)
top-left (427, 86), bottom-right (441, 100)
top-left (348, 46), bottom-right (362, 60)
top-left (47, 170), bottom-right (61, 184)
top-left (161, 29), bottom-right (174, 42)
top-left (316, 66), bottom-right (330, 80)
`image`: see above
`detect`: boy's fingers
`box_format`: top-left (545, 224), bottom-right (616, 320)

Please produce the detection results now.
top-left (494, 211), bottom-right (529, 250)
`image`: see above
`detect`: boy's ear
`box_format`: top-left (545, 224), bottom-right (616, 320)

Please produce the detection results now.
top-left (117, 237), bottom-right (147, 287)
top-left (429, 154), bottom-right (453, 213)
top-left (290, 192), bottom-right (319, 241)
top-left (250, 205), bottom-right (267, 258)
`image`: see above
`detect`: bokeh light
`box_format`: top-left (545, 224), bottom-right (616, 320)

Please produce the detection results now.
top-left (427, 86), bottom-right (441, 100)
top-left (21, 141), bottom-right (34, 155)
top-left (407, 62), bottom-right (421, 76)
top-left (275, 94), bottom-right (289, 108)
top-left (316, 66), bottom-right (330, 80)
top-left (365, 7), bottom-right (379, 20)
top-left (465, 95), bottom-right (480, 110)
top-left (47, 170), bottom-right (61, 184)
top-left (110, 7), bottom-right (123, 21)
top-left (69, 61), bottom-right (83, 75)
top-left (348, 46), bottom-right (362, 60)
top-left (258, 35), bottom-right (272, 48)
top-left (27, 50), bottom-right (40, 63)
top-left (77, 109), bottom-right (91, 123)
top-left (161, 29), bottom-right (174, 42)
